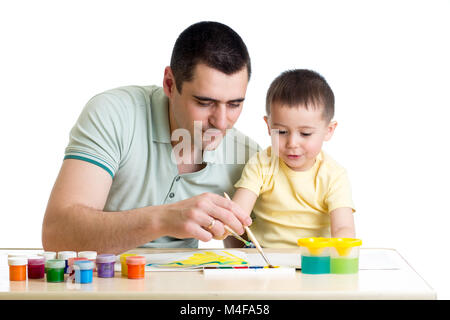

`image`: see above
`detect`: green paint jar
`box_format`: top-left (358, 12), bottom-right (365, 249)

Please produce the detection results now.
top-left (329, 238), bottom-right (362, 274)
top-left (46, 259), bottom-right (66, 282)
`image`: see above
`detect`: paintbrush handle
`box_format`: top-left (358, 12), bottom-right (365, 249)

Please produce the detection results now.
top-left (224, 225), bottom-right (248, 244)
top-left (244, 226), bottom-right (272, 267)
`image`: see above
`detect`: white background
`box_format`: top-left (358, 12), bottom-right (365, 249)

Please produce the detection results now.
top-left (1, 0), bottom-right (449, 298)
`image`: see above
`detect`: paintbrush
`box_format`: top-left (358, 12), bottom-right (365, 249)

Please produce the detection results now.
top-left (223, 225), bottom-right (253, 247)
top-left (223, 192), bottom-right (273, 268)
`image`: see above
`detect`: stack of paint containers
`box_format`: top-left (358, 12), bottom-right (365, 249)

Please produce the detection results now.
top-left (297, 237), bottom-right (362, 274)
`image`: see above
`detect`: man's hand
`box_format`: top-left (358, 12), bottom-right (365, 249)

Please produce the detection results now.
top-left (162, 192), bottom-right (252, 242)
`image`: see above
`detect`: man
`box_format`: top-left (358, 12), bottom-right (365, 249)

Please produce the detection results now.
top-left (42, 21), bottom-right (259, 254)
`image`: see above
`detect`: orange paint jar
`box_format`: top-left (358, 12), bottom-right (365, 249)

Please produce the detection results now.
top-left (8, 257), bottom-right (27, 281)
top-left (126, 256), bottom-right (146, 279)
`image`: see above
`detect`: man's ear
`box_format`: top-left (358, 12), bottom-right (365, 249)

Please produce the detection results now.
top-left (264, 116), bottom-right (272, 136)
top-left (324, 120), bottom-right (337, 141)
top-left (163, 66), bottom-right (176, 98)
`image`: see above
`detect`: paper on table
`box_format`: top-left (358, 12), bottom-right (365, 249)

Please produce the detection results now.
top-left (121, 249), bottom-right (402, 272)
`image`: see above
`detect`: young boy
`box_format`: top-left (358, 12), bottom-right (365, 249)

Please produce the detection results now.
top-left (225, 69), bottom-right (356, 248)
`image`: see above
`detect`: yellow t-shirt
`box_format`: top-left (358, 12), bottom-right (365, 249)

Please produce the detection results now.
top-left (234, 147), bottom-right (355, 248)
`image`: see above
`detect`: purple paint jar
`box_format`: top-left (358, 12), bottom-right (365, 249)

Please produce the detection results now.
top-left (28, 256), bottom-right (45, 279)
top-left (96, 254), bottom-right (116, 278)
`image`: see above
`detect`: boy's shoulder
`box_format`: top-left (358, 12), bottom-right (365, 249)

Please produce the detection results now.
top-left (318, 151), bottom-right (347, 176)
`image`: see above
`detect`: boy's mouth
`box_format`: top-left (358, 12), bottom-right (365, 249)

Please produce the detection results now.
top-left (287, 154), bottom-right (301, 159)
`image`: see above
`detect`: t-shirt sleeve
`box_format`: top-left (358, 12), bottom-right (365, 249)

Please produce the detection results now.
top-left (234, 150), bottom-right (268, 196)
top-left (64, 93), bottom-right (129, 178)
top-left (325, 169), bottom-right (356, 213)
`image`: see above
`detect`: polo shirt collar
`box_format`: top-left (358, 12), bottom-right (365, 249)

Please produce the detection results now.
top-left (150, 87), bottom-right (171, 143)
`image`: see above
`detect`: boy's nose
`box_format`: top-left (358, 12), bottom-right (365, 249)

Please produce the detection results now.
top-left (286, 133), bottom-right (299, 148)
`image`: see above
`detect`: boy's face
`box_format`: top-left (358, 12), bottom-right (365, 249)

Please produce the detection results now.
top-left (265, 104), bottom-right (337, 171)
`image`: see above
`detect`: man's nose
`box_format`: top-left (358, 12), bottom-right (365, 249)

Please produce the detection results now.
top-left (209, 105), bottom-right (228, 130)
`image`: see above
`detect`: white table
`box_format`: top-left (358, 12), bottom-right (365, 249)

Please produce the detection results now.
top-left (0, 248), bottom-right (436, 300)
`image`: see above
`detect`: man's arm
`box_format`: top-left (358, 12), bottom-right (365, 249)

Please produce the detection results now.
top-left (42, 159), bottom-right (252, 254)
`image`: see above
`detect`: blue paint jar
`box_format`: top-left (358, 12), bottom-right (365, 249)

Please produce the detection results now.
top-left (74, 260), bottom-right (95, 284)
top-left (297, 237), bottom-right (331, 274)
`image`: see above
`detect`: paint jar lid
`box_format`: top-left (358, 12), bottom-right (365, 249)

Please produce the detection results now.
top-left (57, 251), bottom-right (77, 260)
top-left (8, 257), bottom-right (27, 266)
top-left (68, 257), bottom-right (87, 266)
top-left (96, 254), bottom-right (116, 264)
top-left (74, 260), bottom-right (95, 270)
top-left (78, 251), bottom-right (97, 259)
top-left (46, 259), bottom-right (66, 269)
top-left (7, 253), bottom-right (27, 259)
top-left (39, 252), bottom-right (57, 260)
top-left (120, 253), bottom-right (137, 263)
top-left (126, 256), bottom-right (146, 265)
top-left (330, 238), bottom-right (362, 248)
top-left (28, 256), bottom-right (45, 265)
top-left (297, 237), bottom-right (331, 248)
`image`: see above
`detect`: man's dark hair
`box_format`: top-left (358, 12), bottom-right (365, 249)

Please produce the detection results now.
top-left (170, 21), bottom-right (251, 92)
top-left (266, 69), bottom-right (335, 122)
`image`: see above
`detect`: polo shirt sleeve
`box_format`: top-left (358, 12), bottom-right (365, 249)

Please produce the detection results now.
top-left (64, 93), bottom-right (130, 178)
top-left (325, 168), bottom-right (356, 213)
top-left (234, 150), bottom-right (269, 196)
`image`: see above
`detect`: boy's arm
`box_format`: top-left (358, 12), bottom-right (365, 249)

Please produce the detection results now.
top-left (330, 207), bottom-right (355, 238)
top-left (223, 188), bottom-right (258, 248)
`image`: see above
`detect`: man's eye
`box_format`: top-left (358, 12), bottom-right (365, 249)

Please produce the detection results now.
top-left (197, 101), bottom-right (212, 106)
top-left (228, 103), bottom-right (241, 108)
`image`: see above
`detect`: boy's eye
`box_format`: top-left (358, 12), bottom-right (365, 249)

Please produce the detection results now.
top-left (301, 132), bottom-right (312, 137)
top-left (278, 130), bottom-right (288, 135)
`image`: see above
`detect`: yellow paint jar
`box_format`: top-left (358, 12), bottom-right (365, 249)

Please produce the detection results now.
top-left (120, 253), bottom-right (137, 276)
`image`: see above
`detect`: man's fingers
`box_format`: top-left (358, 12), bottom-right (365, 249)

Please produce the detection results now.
top-left (207, 193), bottom-right (252, 227)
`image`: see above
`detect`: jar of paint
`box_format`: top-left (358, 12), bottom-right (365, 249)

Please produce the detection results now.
top-left (120, 253), bottom-right (137, 276)
top-left (39, 252), bottom-right (56, 273)
top-left (297, 237), bottom-right (331, 274)
top-left (78, 251), bottom-right (97, 271)
top-left (27, 256), bottom-right (45, 279)
top-left (68, 257), bottom-right (88, 277)
top-left (74, 260), bottom-right (95, 284)
top-left (96, 254), bottom-right (116, 278)
top-left (57, 251), bottom-right (77, 274)
top-left (126, 256), bottom-right (146, 279)
top-left (8, 257), bottom-right (27, 281)
top-left (46, 259), bottom-right (66, 283)
top-left (330, 238), bottom-right (362, 274)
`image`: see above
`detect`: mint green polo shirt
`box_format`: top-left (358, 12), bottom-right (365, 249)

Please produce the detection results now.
top-left (64, 85), bottom-right (260, 248)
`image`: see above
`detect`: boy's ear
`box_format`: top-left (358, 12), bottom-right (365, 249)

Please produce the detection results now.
top-left (263, 116), bottom-right (271, 136)
top-left (324, 121), bottom-right (337, 141)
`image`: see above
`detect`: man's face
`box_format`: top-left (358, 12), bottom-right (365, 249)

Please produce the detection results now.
top-left (164, 63), bottom-right (248, 153)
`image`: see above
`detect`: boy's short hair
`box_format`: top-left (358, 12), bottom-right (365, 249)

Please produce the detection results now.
top-left (170, 21), bottom-right (251, 93)
top-left (265, 69), bottom-right (334, 122)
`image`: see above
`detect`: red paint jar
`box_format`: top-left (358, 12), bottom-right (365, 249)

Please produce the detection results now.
top-left (28, 256), bottom-right (45, 279)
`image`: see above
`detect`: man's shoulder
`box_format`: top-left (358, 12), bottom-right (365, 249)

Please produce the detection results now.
top-left (90, 85), bottom-right (160, 105)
